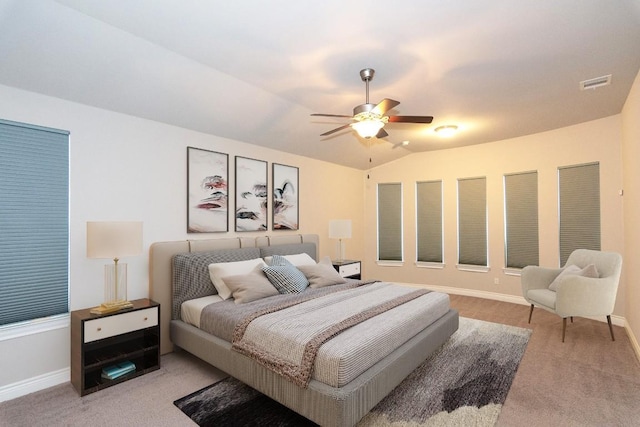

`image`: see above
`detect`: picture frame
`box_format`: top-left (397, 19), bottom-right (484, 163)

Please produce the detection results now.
top-left (187, 147), bottom-right (229, 233)
top-left (272, 163), bottom-right (299, 230)
top-left (235, 156), bottom-right (268, 232)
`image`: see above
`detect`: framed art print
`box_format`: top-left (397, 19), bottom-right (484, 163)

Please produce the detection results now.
top-left (235, 156), bottom-right (268, 232)
top-left (187, 147), bottom-right (229, 233)
top-left (272, 163), bottom-right (299, 230)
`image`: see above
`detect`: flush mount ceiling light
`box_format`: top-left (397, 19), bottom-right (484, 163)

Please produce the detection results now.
top-left (434, 125), bottom-right (458, 137)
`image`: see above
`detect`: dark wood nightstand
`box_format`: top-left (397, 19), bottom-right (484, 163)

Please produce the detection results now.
top-left (332, 260), bottom-right (361, 280)
top-left (71, 299), bottom-right (160, 396)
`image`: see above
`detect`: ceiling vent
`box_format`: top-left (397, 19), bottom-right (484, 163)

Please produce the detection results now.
top-left (580, 74), bottom-right (612, 90)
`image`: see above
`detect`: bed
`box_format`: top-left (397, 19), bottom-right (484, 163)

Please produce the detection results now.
top-left (149, 234), bottom-right (458, 427)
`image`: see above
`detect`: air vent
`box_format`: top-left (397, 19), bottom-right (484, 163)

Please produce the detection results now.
top-left (580, 74), bottom-right (612, 90)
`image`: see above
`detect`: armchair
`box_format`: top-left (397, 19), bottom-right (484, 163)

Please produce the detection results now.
top-left (521, 249), bottom-right (622, 342)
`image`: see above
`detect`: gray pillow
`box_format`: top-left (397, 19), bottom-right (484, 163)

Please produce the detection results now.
top-left (298, 257), bottom-right (348, 288)
top-left (549, 264), bottom-right (599, 291)
top-left (223, 266), bottom-right (279, 304)
top-left (262, 264), bottom-right (309, 294)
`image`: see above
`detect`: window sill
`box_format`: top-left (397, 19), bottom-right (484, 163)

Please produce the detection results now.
top-left (376, 260), bottom-right (404, 267)
top-left (503, 268), bottom-right (523, 276)
top-left (456, 264), bottom-right (490, 273)
top-left (0, 313), bottom-right (70, 342)
top-left (415, 262), bottom-right (445, 269)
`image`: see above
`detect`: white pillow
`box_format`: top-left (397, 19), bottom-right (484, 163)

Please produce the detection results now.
top-left (548, 264), bottom-right (599, 291)
top-left (208, 258), bottom-right (267, 300)
top-left (264, 252), bottom-right (316, 267)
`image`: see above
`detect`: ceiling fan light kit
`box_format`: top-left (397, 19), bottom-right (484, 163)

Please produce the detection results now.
top-left (311, 68), bottom-right (433, 140)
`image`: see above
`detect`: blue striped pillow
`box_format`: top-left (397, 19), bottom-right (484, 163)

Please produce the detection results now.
top-left (262, 264), bottom-right (309, 294)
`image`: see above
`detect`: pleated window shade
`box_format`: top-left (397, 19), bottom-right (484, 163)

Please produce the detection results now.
top-left (457, 177), bottom-right (487, 266)
top-left (416, 180), bottom-right (443, 263)
top-left (504, 171), bottom-right (539, 268)
top-left (0, 119), bottom-right (69, 326)
top-left (558, 162), bottom-right (600, 266)
top-left (377, 183), bottom-right (403, 261)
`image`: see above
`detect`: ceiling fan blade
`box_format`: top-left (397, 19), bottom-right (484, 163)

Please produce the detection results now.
top-left (387, 115), bottom-right (434, 124)
top-left (376, 128), bottom-right (389, 138)
top-left (311, 113), bottom-right (353, 118)
top-left (372, 98), bottom-right (400, 115)
top-left (320, 123), bottom-right (352, 136)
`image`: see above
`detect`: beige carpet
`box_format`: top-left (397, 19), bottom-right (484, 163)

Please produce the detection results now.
top-left (1, 295), bottom-right (639, 427)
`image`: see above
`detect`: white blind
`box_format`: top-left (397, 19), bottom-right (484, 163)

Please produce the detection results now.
top-left (558, 162), bottom-right (600, 266)
top-left (378, 183), bottom-right (403, 261)
top-left (416, 180), bottom-right (443, 263)
top-left (457, 177), bottom-right (487, 266)
top-left (504, 171), bottom-right (539, 268)
top-left (0, 119), bottom-right (69, 326)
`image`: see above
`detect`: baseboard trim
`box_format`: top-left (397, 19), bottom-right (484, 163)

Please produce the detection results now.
top-left (624, 322), bottom-right (640, 362)
top-left (397, 282), bottom-right (626, 327)
top-left (0, 368), bottom-right (69, 403)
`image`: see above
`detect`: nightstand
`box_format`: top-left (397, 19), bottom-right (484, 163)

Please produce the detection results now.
top-left (332, 260), bottom-right (361, 280)
top-left (71, 299), bottom-right (160, 396)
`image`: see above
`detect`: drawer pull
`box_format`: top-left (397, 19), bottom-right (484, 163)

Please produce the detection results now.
top-left (97, 327), bottom-right (102, 332)
top-left (144, 317), bottom-right (148, 321)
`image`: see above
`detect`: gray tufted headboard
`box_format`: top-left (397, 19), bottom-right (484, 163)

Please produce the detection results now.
top-left (149, 234), bottom-right (319, 354)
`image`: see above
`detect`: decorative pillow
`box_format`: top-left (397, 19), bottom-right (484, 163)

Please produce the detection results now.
top-left (265, 253), bottom-right (316, 267)
top-left (549, 263), bottom-right (599, 291)
top-left (223, 265), bottom-right (279, 304)
top-left (298, 256), bottom-right (348, 288)
top-left (262, 264), bottom-right (309, 294)
top-left (208, 258), bottom-right (267, 300)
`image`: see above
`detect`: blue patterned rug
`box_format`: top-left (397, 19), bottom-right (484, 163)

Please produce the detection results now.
top-left (174, 317), bottom-right (531, 426)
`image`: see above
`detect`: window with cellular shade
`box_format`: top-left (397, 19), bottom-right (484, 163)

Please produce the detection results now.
top-left (416, 180), bottom-right (443, 263)
top-left (504, 171), bottom-right (539, 268)
top-left (558, 162), bottom-right (600, 266)
top-left (457, 177), bottom-right (487, 266)
top-left (377, 183), bottom-right (403, 261)
top-left (0, 118), bottom-right (69, 326)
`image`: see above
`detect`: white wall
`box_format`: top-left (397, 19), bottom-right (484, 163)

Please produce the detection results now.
top-left (364, 116), bottom-right (626, 313)
top-left (0, 84), bottom-right (365, 397)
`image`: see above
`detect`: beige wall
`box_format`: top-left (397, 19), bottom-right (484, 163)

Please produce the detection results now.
top-left (622, 70), bottom-right (640, 351)
top-left (364, 116), bottom-right (625, 314)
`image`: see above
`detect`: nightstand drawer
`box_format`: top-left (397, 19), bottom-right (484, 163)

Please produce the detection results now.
top-left (338, 262), bottom-right (360, 278)
top-left (84, 307), bottom-right (158, 343)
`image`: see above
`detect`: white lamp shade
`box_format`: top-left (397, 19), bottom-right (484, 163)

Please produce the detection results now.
top-left (87, 221), bottom-right (143, 259)
top-left (352, 120), bottom-right (384, 138)
top-left (329, 219), bottom-right (352, 239)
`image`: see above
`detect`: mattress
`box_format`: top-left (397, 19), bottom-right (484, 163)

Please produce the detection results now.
top-left (181, 282), bottom-right (450, 387)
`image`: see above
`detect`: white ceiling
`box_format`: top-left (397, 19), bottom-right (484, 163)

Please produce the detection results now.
top-left (1, 0), bottom-right (639, 169)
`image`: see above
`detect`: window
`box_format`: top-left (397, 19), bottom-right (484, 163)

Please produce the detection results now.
top-left (416, 180), bottom-right (443, 264)
top-left (377, 183), bottom-right (403, 262)
top-left (0, 119), bottom-right (69, 326)
top-left (457, 177), bottom-right (487, 267)
top-left (504, 171), bottom-right (539, 268)
top-left (558, 162), bottom-right (600, 266)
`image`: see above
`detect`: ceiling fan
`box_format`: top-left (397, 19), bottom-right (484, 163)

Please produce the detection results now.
top-left (311, 68), bottom-right (434, 139)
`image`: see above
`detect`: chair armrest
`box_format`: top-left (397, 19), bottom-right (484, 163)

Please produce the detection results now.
top-left (521, 265), bottom-right (562, 295)
top-left (555, 276), bottom-right (618, 317)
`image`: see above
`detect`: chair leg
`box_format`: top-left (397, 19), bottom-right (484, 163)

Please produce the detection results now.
top-left (607, 315), bottom-right (615, 341)
top-left (562, 318), bottom-right (567, 343)
top-left (528, 304), bottom-right (534, 323)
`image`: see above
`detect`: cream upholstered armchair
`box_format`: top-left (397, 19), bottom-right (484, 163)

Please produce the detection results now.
top-left (521, 249), bottom-right (622, 342)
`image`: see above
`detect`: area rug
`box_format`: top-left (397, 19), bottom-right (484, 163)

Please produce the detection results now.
top-left (174, 317), bottom-right (531, 426)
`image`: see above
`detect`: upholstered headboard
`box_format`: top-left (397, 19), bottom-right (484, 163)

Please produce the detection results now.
top-left (149, 234), bottom-right (319, 354)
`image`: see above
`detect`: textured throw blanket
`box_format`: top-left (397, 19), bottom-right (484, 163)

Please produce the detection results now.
top-left (231, 282), bottom-right (430, 388)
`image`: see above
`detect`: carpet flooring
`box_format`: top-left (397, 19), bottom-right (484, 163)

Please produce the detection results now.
top-left (174, 317), bottom-right (532, 426)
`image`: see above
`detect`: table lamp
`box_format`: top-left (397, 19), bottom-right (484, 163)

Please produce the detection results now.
top-left (87, 221), bottom-right (143, 314)
top-left (329, 219), bottom-right (352, 262)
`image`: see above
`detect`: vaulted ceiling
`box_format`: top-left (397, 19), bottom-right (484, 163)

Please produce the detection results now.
top-left (1, 1), bottom-right (639, 169)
